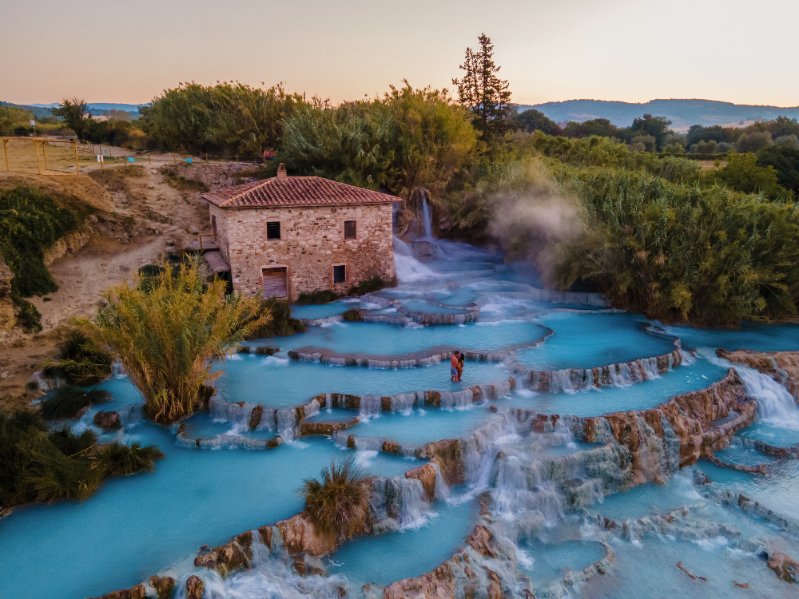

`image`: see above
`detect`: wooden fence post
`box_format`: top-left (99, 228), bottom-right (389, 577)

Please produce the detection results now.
top-left (2, 139), bottom-right (9, 171)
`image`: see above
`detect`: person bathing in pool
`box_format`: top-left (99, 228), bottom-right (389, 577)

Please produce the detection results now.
top-left (450, 350), bottom-right (461, 382)
top-left (457, 351), bottom-right (465, 382)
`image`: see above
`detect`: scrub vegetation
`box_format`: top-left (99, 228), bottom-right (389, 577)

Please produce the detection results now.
top-left (0, 411), bottom-right (162, 507)
top-left (87, 259), bottom-right (271, 424)
top-left (0, 186), bottom-right (92, 331)
top-left (302, 457), bottom-right (371, 542)
top-left (38, 33), bottom-right (799, 328)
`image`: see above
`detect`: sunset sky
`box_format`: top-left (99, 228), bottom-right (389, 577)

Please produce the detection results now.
top-left (2, 0), bottom-right (797, 106)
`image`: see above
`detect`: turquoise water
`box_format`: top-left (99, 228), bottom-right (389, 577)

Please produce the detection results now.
top-left (257, 320), bottom-right (549, 356)
top-left (663, 322), bottom-right (799, 352)
top-left (0, 381), bottom-right (419, 599)
top-left (216, 355), bottom-right (510, 408)
top-left (514, 311), bottom-right (674, 369)
top-left (714, 444), bottom-right (779, 467)
top-left (348, 406), bottom-right (497, 447)
top-left (509, 358), bottom-right (728, 416)
top-left (327, 499), bottom-right (478, 587)
top-left (291, 300), bottom-right (354, 320)
top-left (518, 539), bottom-right (606, 587)
top-left (739, 422), bottom-right (799, 447)
top-left (400, 299), bottom-right (469, 314)
top-left (587, 536), bottom-right (794, 599)
top-left (589, 474), bottom-right (704, 521)
top-left (8, 235), bottom-right (799, 598)
top-left (698, 459), bottom-right (799, 523)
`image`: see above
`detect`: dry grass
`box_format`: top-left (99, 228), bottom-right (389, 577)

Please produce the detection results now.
top-left (0, 137), bottom-right (101, 175)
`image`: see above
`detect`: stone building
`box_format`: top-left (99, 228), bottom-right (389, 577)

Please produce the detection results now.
top-left (201, 165), bottom-right (401, 301)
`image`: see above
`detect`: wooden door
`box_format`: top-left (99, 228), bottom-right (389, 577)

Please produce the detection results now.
top-left (262, 267), bottom-right (288, 299)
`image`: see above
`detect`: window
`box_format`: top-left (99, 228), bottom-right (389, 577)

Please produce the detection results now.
top-left (266, 221), bottom-right (281, 240)
top-left (344, 220), bottom-right (357, 239)
top-left (333, 264), bottom-right (346, 284)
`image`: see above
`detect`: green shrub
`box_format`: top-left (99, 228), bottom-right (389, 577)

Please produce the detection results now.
top-left (43, 330), bottom-right (113, 386)
top-left (94, 442), bottom-right (164, 477)
top-left (349, 276), bottom-right (390, 295)
top-left (48, 427), bottom-right (97, 456)
top-left (555, 166), bottom-right (799, 325)
top-left (341, 309), bottom-right (363, 322)
top-left (302, 457), bottom-right (371, 541)
top-left (14, 297), bottom-right (42, 332)
top-left (0, 411), bottom-right (161, 506)
top-left (40, 387), bottom-right (110, 420)
top-left (246, 299), bottom-right (305, 337)
top-left (296, 289), bottom-right (340, 305)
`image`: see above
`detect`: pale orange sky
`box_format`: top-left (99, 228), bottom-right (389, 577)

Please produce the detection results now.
top-left (2, 0), bottom-right (798, 107)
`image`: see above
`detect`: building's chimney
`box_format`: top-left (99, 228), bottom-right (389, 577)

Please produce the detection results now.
top-left (276, 163), bottom-right (287, 179)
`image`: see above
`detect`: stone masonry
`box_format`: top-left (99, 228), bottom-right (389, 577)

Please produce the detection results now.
top-left (204, 167), bottom-right (399, 301)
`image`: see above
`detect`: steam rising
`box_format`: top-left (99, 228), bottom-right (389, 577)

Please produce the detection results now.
top-left (486, 160), bottom-right (583, 285)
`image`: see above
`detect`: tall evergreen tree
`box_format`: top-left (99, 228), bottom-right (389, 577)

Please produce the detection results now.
top-left (452, 34), bottom-right (512, 134)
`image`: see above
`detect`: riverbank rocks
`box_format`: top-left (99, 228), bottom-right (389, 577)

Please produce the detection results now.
top-left (420, 439), bottom-right (465, 486)
top-left (93, 410), bottom-right (121, 430)
top-left (149, 576), bottom-right (175, 599)
top-left (194, 530), bottom-right (253, 575)
top-left (580, 369), bottom-right (753, 483)
top-left (276, 513), bottom-right (339, 557)
top-left (518, 346), bottom-right (684, 394)
top-left (405, 463), bottom-right (438, 501)
top-left (184, 575), bottom-right (204, 599)
top-left (767, 551), bottom-right (799, 584)
top-left (718, 349), bottom-right (799, 400)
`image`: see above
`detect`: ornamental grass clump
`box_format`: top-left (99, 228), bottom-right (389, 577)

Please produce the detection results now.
top-left (0, 411), bottom-right (163, 507)
top-left (39, 386), bottom-right (110, 420)
top-left (302, 457), bottom-right (371, 541)
top-left (43, 330), bottom-right (113, 386)
top-left (88, 259), bottom-right (270, 424)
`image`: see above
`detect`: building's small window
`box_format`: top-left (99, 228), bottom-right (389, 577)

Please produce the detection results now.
top-left (333, 264), bottom-right (346, 284)
top-left (344, 220), bottom-right (357, 240)
top-left (267, 221), bottom-right (281, 240)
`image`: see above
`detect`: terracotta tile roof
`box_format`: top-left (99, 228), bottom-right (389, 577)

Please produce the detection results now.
top-left (203, 176), bottom-right (402, 209)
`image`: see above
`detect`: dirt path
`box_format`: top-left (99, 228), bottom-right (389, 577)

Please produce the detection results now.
top-left (0, 154), bottom-right (211, 408)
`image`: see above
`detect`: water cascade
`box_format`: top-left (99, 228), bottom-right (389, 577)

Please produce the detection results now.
top-left (7, 224), bottom-right (799, 599)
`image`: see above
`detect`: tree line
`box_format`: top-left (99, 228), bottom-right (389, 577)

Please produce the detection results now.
top-left (14, 33), bottom-right (799, 325)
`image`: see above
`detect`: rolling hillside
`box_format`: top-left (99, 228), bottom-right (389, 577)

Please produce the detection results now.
top-left (518, 99), bottom-right (799, 130)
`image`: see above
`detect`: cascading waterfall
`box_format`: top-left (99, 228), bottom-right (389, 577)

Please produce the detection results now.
top-left (704, 349), bottom-right (799, 430)
top-left (420, 195), bottom-right (433, 239)
top-left (393, 237), bottom-right (436, 283)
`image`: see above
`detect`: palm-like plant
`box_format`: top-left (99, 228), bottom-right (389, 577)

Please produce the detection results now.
top-left (302, 457), bottom-right (371, 542)
top-left (88, 259), bottom-right (270, 424)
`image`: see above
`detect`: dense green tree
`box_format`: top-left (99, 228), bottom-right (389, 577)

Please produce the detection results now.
top-left (281, 84), bottom-right (476, 196)
top-left (141, 82), bottom-right (306, 157)
top-left (629, 114), bottom-right (672, 151)
top-left (0, 105), bottom-right (34, 134)
top-left (561, 118), bottom-right (623, 139)
top-left (757, 145), bottom-right (799, 193)
top-left (452, 33), bottom-right (512, 134)
top-left (736, 130), bottom-right (773, 153)
top-left (555, 167), bottom-right (799, 325)
top-left (686, 124), bottom-right (735, 147)
top-left (53, 98), bottom-right (90, 141)
top-left (383, 83), bottom-right (477, 195)
top-left (514, 109), bottom-right (561, 135)
top-left (713, 153), bottom-right (784, 198)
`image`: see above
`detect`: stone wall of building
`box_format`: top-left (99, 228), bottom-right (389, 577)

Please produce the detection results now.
top-left (211, 203), bottom-right (395, 301)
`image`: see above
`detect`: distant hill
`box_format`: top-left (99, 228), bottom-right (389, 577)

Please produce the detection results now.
top-left (1, 101), bottom-right (142, 118)
top-left (518, 99), bottom-right (799, 130)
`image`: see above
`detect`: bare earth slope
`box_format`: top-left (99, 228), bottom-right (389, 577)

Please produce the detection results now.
top-left (0, 156), bottom-right (210, 408)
